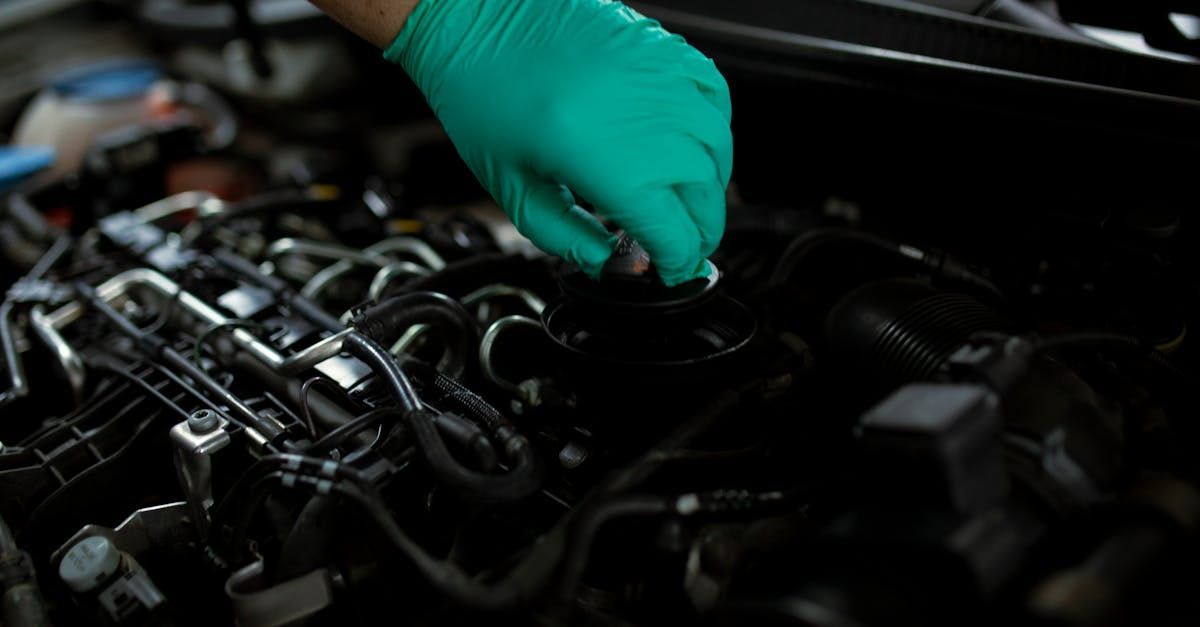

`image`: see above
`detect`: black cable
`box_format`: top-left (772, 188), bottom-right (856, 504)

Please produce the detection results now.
top-left (342, 426), bottom-right (395, 465)
top-left (214, 451), bottom-right (538, 610)
top-left (343, 332), bottom-right (422, 414)
top-left (164, 346), bottom-right (285, 447)
top-left (305, 407), bottom-right (399, 456)
top-left (211, 457), bottom-right (285, 539)
top-left (75, 282), bottom-right (285, 447)
top-left (1040, 331), bottom-right (1152, 352)
top-left (403, 359), bottom-right (508, 433)
top-left (218, 375), bottom-right (778, 612)
top-left (1038, 331), bottom-right (1192, 386)
top-left (769, 227), bottom-right (1006, 303)
top-left (142, 361), bottom-right (251, 427)
top-left (343, 332), bottom-right (541, 503)
top-left (350, 292), bottom-right (478, 379)
top-left (334, 480), bottom-right (545, 611)
top-left (230, 472), bottom-right (284, 563)
top-left (140, 279), bottom-right (184, 336)
top-left (192, 320), bottom-right (271, 371)
top-left (770, 227), bottom-right (902, 287)
top-left (555, 496), bottom-right (671, 602)
top-left (291, 372), bottom-right (326, 437)
top-left (26, 234), bottom-right (72, 281)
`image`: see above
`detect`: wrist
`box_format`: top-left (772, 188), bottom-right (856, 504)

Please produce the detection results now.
top-left (311, 0), bottom-right (422, 49)
top-left (382, 0), bottom-right (481, 95)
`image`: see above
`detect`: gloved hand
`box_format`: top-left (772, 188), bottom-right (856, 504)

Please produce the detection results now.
top-left (386, 0), bottom-right (732, 286)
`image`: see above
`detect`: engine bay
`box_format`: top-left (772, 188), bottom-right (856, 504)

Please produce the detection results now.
top-left (2, 2), bottom-right (1200, 626)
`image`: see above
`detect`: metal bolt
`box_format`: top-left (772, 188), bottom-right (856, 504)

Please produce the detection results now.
top-left (188, 409), bottom-right (219, 434)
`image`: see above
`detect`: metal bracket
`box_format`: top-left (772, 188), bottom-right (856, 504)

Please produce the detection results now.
top-left (171, 410), bottom-right (232, 539)
top-left (50, 502), bottom-right (193, 569)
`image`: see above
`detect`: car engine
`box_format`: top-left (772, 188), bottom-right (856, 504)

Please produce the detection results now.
top-left (1, 2), bottom-right (1199, 626)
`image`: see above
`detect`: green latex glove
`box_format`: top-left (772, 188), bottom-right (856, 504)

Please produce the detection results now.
top-left (385, 0), bottom-right (732, 286)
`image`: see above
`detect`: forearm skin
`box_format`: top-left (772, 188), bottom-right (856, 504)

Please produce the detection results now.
top-left (309, 0), bottom-right (421, 48)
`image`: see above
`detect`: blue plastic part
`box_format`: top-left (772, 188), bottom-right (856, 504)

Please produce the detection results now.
top-left (49, 59), bottom-right (162, 102)
top-left (0, 146), bottom-right (55, 191)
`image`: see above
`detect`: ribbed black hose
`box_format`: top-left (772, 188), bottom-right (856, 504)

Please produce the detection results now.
top-left (872, 292), bottom-right (1006, 382)
top-left (342, 332), bottom-right (541, 503)
top-left (351, 292), bottom-right (477, 379)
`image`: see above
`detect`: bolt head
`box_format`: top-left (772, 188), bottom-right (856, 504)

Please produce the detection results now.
top-left (188, 409), bottom-right (219, 434)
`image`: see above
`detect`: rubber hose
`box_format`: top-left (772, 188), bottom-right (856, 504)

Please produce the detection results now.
top-left (351, 292), bottom-right (477, 378)
top-left (343, 332), bottom-right (541, 503)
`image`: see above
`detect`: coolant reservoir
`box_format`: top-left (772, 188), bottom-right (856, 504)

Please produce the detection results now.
top-left (13, 59), bottom-right (162, 179)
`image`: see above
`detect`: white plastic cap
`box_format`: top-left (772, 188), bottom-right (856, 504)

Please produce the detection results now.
top-left (58, 536), bottom-right (121, 593)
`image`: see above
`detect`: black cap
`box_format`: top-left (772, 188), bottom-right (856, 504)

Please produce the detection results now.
top-left (558, 233), bottom-right (719, 315)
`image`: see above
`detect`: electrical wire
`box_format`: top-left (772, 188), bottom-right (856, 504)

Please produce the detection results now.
top-left (140, 278), bottom-right (185, 336)
top-left (770, 227), bottom-right (1005, 303)
top-left (192, 320), bottom-right (271, 371)
top-left (304, 407), bottom-right (400, 456)
top-left (298, 376), bottom-right (361, 441)
top-left (1037, 331), bottom-right (1193, 387)
top-left (343, 331), bottom-right (542, 503)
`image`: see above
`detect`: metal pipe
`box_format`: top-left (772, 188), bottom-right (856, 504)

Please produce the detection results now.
top-left (302, 237), bottom-right (445, 300)
top-left (29, 306), bottom-right (85, 405)
top-left (27, 235), bottom-right (72, 280)
top-left (0, 302), bottom-right (28, 407)
top-left (159, 348), bottom-right (273, 448)
top-left (478, 316), bottom-right (543, 402)
top-left (72, 280), bottom-right (282, 448)
top-left (0, 236), bottom-right (75, 407)
top-left (265, 239), bottom-right (388, 268)
top-left (366, 262), bottom-right (431, 302)
top-left (45, 269), bottom-right (350, 376)
top-left (390, 323), bottom-right (431, 357)
top-left (364, 237), bottom-right (446, 271)
top-left (462, 285), bottom-right (546, 317)
top-left (133, 191), bottom-right (225, 225)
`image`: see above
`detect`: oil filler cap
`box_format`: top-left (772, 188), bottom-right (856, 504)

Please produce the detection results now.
top-left (59, 536), bottom-right (121, 593)
top-left (544, 233), bottom-right (755, 372)
top-left (559, 233), bottom-right (718, 315)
